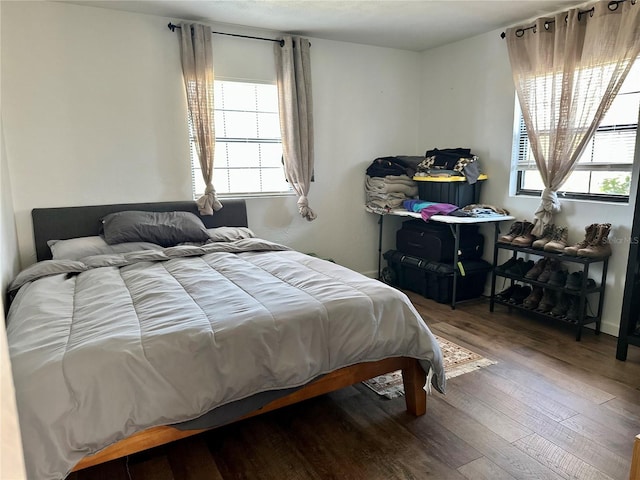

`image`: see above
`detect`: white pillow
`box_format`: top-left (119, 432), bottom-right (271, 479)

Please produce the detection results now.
top-left (48, 236), bottom-right (163, 261)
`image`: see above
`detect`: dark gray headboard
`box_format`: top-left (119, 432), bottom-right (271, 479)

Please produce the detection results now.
top-left (32, 199), bottom-right (248, 262)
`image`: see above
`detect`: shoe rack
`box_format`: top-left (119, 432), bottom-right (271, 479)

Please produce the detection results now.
top-left (489, 238), bottom-right (609, 342)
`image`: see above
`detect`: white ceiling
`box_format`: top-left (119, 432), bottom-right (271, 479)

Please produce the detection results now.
top-left (60, 0), bottom-right (587, 51)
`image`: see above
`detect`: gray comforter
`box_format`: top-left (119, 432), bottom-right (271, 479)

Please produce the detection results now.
top-left (7, 239), bottom-right (445, 479)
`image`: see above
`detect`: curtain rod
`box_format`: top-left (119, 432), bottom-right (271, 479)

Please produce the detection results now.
top-left (167, 22), bottom-right (285, 47)
top-left (499, 0), bottom-right (628, 39)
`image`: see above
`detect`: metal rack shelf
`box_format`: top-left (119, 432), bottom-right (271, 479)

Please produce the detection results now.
top-left (489, 230), bottom-right (608, 342)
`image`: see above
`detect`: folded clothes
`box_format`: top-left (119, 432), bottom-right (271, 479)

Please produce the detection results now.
top-left (381, 175), bottom-right (417, 185)
top-left (366, 197), bottom-right (405, 209)
top-left (402, 199), bottom-right (438, 212)
top-left (448, 209), bottom-right (473, 217)
top-left (462, 203), bottom-right (510, 215)
top-left (366, 157), bottom-right (416, 178)
top-left (466, 209), bottom-right (507, 218)
top-left (421, 203), bottom-right (459, 221)
top-left (367, 192), bottom-right (408, 202)
top-left (365, 176), bottom-right (418, 196)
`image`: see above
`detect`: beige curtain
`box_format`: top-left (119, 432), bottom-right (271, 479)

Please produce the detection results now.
top-left (178, 23), bottom-right (222, 215)
top-left (274, 36), bottom-right (316, 221)
top-left (506, 1), bottom-right (640, 235)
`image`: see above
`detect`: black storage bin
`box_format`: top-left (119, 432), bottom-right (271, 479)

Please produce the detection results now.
top-left (383, 250), bottom-right (491, 304)
top-left (396, 219), bottom-right (484, 262)
top-left (413, 175), bottom-right (486, 207)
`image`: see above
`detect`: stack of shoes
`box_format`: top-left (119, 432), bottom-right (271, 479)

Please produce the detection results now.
top-left (543, 226), bottom-right (569, 253)
top-left (537, 259), bottom-right (567, 283)
top-left (524, 258), bottom-right (547, 281)
top-left (498, 220), bottom-right (534, 245)
top-left (523, 286), bottom-right (543, 309)
top-left (577, 223), bottom-right (612, 258)
top-left (565, 272), bottom-right (596, 291)
top-left (531, 224), bottom-right (556, 250)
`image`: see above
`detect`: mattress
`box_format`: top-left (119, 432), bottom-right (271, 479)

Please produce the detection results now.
top-left (7, 239), bottom-right (445, 479)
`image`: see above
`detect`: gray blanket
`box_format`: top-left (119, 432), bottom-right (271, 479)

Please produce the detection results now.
top-left (7, 239), bottom-right (445, 479)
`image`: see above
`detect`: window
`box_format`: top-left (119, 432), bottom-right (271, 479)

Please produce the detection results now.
top-left (514, 59), bottom-right (640, 202)
top-left (191, 80), bottom-right (290, 197)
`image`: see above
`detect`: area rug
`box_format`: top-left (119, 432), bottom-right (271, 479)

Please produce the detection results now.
top-left (363, 335), bottom-right (497, 399)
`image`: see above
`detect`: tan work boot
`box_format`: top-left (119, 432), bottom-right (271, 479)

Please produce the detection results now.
top-left (564, 223), bottom-right (597, 256)
top-left (531, 223), bottom-right (555, 250)
top-left (543, 226), bottom-right (569, 253)
top-left (498, 221), bottom-right (523, 244)
top-left (577, 223), bottom-right (612, 258)
top-left (512, 221), bottom-right (535, 247)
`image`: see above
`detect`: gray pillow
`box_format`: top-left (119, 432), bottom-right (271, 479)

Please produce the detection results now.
top-left (102, 211), bottom-right (210, 247)
top-left (207, 226), bottom-right (255, 242)
top-left (48, 236), bottom-right (163, 261)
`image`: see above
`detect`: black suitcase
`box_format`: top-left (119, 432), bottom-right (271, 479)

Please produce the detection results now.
top-left (383, 250), bottom-right (491, 304)
top-left (396, 219), bottom-right (484, 262)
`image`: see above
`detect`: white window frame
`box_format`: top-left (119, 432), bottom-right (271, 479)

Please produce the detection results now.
top-left (190, 79), bottom-right (293, 199)
top-left (513, 60), bottom-right (640, 203)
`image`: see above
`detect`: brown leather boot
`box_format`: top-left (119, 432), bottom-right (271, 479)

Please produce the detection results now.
top-left (564, 223), bottom-right (597, 256)
top-left (498, 221), bottom-right (523, 244)
top-left (537, 259), bottom-right (566, 283)
top-left (543, 226), bottom-right (569, 253)
top-left (524, 258), bottom-right (547, 280)
top-left (577, 223), bottom-right (612, 258)
top-left (531, 223), bottom-right (555, 250)
top-left (512, 221), bottom-right (535, 247)
top-left (523, 286), bottom-right (543, 309)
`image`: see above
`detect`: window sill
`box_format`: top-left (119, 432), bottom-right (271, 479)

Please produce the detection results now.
top-left (515, 190), bottom-right (629, 206)
top-left (195, 192), bottom-right (296, 201)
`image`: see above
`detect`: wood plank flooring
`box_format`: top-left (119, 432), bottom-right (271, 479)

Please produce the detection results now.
top-left (69, 294), bottom-right (640, 480)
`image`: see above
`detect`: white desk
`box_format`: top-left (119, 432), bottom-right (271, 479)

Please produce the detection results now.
top-left (370, 207), bottom-right (514, 309)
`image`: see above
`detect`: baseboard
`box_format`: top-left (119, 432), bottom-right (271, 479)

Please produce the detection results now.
top-left (360, 270), bottom-right (378, 279)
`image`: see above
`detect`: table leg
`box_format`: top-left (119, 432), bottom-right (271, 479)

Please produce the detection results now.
top-left (377, 215), bottom-right (384, 280)
top-left (490, 223), bottom-right (500, 312)
top-left (448, 224), bottom-right (460, 310)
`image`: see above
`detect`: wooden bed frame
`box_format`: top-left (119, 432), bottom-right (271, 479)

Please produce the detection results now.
top-left (73, 357), bottom-right (426, 471)
top-left (631, 434), bottom-right (640, 480)
top-left (30, 200), bottom-right (428, 472)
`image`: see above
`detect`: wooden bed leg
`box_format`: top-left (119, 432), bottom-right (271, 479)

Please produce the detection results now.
top-left (402, 359), bottom-right (427, 416)
top-left (631, 434), bottom-right (640, 480)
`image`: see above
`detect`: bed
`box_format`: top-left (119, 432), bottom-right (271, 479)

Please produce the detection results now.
top-left (7, 199), bottom-right (445, 479)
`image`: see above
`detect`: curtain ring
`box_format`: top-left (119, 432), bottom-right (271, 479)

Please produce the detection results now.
top-left (608, 0), bottom-right (619, 9)
top-left (532, 24), bottom-right (537, 33)
top-left (543, 21), bottom-right (550, 30)
top-left (516, 28), bottom-right (525, 37)
top-left (565, 14), bottom-right (569, 23)
top-left (579, 6), bottom-right (595, 19)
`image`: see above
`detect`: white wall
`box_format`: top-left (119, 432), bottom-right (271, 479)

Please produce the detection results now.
top-left (1, 1), bottom-right (422, 274)
top-left (0, 2), bottom-right (27, 476)
top-left (419, 30), bottom-right (638, 336)
top-left (5, 1), bottom-right (631, 335)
